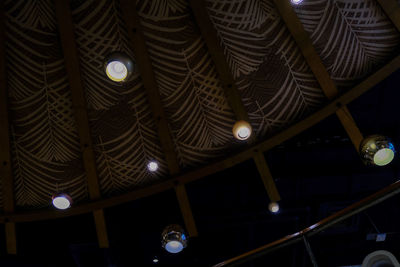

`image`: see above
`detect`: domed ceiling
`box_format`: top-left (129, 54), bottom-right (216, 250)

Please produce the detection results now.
top-left (0, 0), bottom-right (399, 235)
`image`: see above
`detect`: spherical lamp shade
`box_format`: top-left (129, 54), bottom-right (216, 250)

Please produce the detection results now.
top-left (360, 135), bottom-right (395, 166)
top-left (232, 120), bottom-right (252, 140)
top-left (161, 224), bottom-right (187, 254)
top-left (104, 52), bottom-right (134, 82)
top-left (52, 193), bottom-right (72, 210)
top-left (268, 202), bottom-right (280, 213)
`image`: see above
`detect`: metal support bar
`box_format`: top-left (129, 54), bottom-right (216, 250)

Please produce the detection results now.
top-left (302, 235), bottom-right (318, 267)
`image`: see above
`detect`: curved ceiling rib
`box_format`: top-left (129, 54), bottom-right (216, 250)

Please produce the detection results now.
top-left (1, 50), bottom-right (399, 223)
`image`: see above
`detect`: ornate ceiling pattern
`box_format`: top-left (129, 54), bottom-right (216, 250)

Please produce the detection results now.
top-left (205, 0), bottom-right (326, 137)
top-left (0, 0), bottom-right (399, 210)
top-left (294, 0), bottom-right (400, 88)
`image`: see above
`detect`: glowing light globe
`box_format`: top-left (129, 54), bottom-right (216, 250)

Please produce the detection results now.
top-left (147, 161), bottom-right (159, 172)
top-left (52, 193), bottom-right (72, 210)
top-left (269, 202), bottom-right (280, 213)
top-left (161, 224), bottom-right (187, 254)
top-left (360, 135), bottom-right (395, 166)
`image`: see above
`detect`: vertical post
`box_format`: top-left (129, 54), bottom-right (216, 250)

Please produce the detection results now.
top-left (0, 1), bottom-right (17, 254)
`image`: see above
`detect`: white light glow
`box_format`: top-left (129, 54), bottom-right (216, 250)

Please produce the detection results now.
top-left (147, 161), bottom-right (159, 172)
top-left (106, 61), bottom-right (128, 82)
top-left (238, 127), bottom-right (251, 139)
top-left (269, 202), bottom-right (280, 213)
top-left (291, 0), bottom-right (303, 4)
top-left (374, 148), bottom-right (394, 166)
top-left (153, 258), bottom-right (159, 263)
top-left (165, 240), bottom-right (184, 254)
top-left (52, 195), bottom-right (71, 210)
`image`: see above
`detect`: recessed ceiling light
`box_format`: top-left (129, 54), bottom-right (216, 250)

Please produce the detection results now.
top-left (52, 193), bottom-right (72, 210)
top-left (162, 224), bottom-right (187, 254)
top-left (360, 135), bottom-right (395, 166)
top-left (147, 161), bottom-right (159, 172)
top-left (232, 120), bottom-right (252, 141)
top-left (104, 52), bottom-right (134, 82)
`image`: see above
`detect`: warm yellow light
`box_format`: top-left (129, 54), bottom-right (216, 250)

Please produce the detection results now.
top-left (374, 148), bottom-right (394, 166)
top-left (232, 120), bottom-right (252, 140)
top-left (106, 61), bottom-right (128, 82)
top-left (268, 202), bottom-right (279, 213)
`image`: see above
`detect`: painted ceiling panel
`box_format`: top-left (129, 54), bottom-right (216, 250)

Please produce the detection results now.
top-left (294, 0), bottom-right (400, 88)
top-left (5, 0), bottom-right (88, 208)
top-left (205, 0), bottom-right (326, 137)
top-left (136, 0), bottom-right (237, 169)
top-left (71, 0), bottom-right (168, 195)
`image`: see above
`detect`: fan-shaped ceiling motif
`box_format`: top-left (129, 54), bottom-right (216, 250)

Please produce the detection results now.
top-left (0, 0), bottom-right (399, 212)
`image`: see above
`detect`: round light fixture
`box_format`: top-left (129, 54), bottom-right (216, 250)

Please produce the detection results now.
top-left (268, 202), bottom-right (280, 213)
top-left (52, 193), bottom-right (72, 210)
top-left (161, 224), bottom-right (187, 254)
top-left (152, 257), bottom-right (159, 263)
top-left (360, 135), bottom-right (395, 166)
top-left (104, 52), bottom-right (134, 82)
top-left (147, 161), bottom-right (159, 172)
top-left (291, 0), bottom-right (303, 4)
top-left (232, 120), bottom-right (252, 140)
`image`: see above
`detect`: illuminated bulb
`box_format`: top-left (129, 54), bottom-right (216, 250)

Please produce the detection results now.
top-left (374, 148), bottom-right (394, 166)
top-left (269, 202), bottom-right (280, 213)
top-left (360, 135), bottom-right (395, 166)
top-left (232, 120), bottom-right (252, 140)
top-left (104, 52), bottom-right (134, 82)
top-left (291, 0), bottom-right (303, 4)
top-left (106, 61), bottom-right (128, 82)
top-left (165, 241), bottom-right (184, 254)
top-left (52, 193), bottom-right (72, 210)
top-left (147, 161), bottom-right (159, 172)
top-left (153, 257), bottom-right (159, 263)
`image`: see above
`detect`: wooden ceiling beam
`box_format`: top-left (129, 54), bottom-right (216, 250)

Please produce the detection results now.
top-left (119, 0), bottom-right (197, 237)
top-left (377, 0), bottom-right (400, 32)
top-left (0, 52), bottom-right (399, 223)
top-left (0, 2), bottom-right (17, 254)
top-left (272, 0), bottom-right (364, 151)
top-left (54, 0), bottom-right (109, 248)
top-left (189, 0), bottom-right (280, 203)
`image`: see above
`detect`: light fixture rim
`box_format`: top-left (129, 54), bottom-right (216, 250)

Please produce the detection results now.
top-left (104, 51), bottom-right (134, 82)
top-left (52, 193), bottom-right (73, 209)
